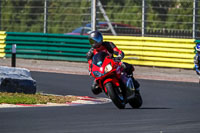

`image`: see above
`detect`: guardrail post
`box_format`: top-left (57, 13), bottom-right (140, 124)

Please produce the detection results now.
top-left (12, 44), bottom-right (16, 67)
top-left (0, 0), bottom-right (1, 30)
top-left (44, 0), bottom-right (48, 33)
top-left (193, 0), bottom-right (198, 39)
top-left (142, 0), bottom-right (146, 37)
top-left (91, 0), bottom-right (97, 31)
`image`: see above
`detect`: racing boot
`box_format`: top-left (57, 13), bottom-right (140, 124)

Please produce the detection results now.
top-left (131, 76), bottom-right (141, 96)
top-left (132, 77), bottom-right (140, 89)
top-left (91, 80), bottom-right (102, 95)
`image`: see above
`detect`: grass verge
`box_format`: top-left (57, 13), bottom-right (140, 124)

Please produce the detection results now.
top-left (0, 92), bottom-right (79, 104)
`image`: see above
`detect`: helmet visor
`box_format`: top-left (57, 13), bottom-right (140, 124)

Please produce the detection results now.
top-left (89, 38), bottom-right (97, 45)
top-left (89, 39), bottom-right (101, 48)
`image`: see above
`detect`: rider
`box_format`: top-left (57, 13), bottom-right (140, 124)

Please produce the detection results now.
top-left (194, 43), bottom-right (200, 75)
top-left (87, 30), bottom-right (140, 95)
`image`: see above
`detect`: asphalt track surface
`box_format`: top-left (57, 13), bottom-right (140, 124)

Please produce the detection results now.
top-left (0, 71), bottom-right (200, 133)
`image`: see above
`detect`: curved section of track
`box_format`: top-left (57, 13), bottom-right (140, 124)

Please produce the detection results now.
top-left (0, 71), bottom-right (199, 133)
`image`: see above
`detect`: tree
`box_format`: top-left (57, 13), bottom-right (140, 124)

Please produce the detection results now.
top-left (166, 1), bottom-right (193, 30)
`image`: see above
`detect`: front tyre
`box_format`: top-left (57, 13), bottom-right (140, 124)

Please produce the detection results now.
top-left (105, 82), bottom-right (125, 109)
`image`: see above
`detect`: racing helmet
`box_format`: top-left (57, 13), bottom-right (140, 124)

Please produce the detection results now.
top-left (196, 43), bottom-right (200, 52)
top-left (89, 31), bottom-right (103, 48)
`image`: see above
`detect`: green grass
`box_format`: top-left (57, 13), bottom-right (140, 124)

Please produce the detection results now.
top-left (0, 92), bottom-right (79, 104)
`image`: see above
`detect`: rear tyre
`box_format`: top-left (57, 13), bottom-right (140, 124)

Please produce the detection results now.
top-left (105, 82), bottom-right (125, 109)
top-left (199, 76), bottom-right (200, 84)
top-left (129, 91), bottom-right (143, 108)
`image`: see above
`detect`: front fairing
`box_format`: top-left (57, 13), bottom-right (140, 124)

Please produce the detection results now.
top-left (91, 52), bottom-right (116, 79)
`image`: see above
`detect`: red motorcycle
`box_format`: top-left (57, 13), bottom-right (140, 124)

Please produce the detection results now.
top-left (91, 52), bottom-right (142, 109)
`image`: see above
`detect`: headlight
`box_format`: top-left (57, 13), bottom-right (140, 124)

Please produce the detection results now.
top-left (93, 71), bottom-right (103, 77)
top-left (104, 64), bottom-right (112, 73)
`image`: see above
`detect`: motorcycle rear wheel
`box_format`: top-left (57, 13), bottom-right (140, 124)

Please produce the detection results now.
top-left (105, 82), bottom-right (126, 109)
top-left (129, 92), bottom-right (143, 108)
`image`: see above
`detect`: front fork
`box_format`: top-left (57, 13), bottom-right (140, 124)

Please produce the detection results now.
top-left (103, 78), bottom-right (128, 103)
top-left (102, 78), bottom-right (120, 94)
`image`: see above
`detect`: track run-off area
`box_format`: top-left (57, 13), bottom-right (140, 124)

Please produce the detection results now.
top-left (0, 71), bottom-right (200, 133)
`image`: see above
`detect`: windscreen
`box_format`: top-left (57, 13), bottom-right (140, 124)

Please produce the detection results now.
top-left (92, 52), bottom-right (109, 67)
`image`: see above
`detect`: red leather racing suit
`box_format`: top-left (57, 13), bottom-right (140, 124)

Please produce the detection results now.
top-left (87, 41), bottom-right (124, 72)
top-left (86, 41), bottom-right (135, 75)
top-left (87, 41), bottom-right (139, 93)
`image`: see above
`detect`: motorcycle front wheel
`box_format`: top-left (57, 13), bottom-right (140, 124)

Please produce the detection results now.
top-left (105, 82), bottom-right (126, 109)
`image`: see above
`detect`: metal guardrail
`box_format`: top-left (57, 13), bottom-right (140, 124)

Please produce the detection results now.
top-left (104, 36), bottom-right (196, 69)
top-left (4, 32), bottom-right (90, 62)
top-left (0, 31), bottom-right (196, 69)
top-left (0, 31), bottom-right (6, 58)
top-left (195, 40), bottom-right (200, 44)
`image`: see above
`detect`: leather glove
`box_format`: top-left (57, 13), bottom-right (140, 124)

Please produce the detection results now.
top-left (113, 57), bottom-right (121, 62)
top-left (86, 48), bottom-right (94, 60)
top-left (89, 71), bottom-right (91, 76)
